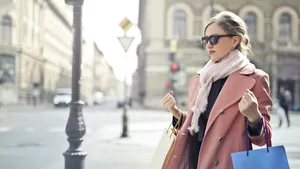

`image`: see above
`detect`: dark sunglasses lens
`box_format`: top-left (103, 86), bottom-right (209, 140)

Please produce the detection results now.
top-left (201, 37), bottom-right (208, 45)
top-left (210, 35), bottom-right (219, 45)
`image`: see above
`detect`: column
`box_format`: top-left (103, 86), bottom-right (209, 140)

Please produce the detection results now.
top-left (294, 79), bottom-right (300, 109)
top-left (144, 0), bottom-right (165, 49)
top-left (271, 53), bottom-right (278, 101)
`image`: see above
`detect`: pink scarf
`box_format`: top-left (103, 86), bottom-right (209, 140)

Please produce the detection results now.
top-left (188, 50), bottom-right (251, 135)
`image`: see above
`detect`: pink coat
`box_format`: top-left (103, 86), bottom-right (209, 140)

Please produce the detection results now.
top-left (165, 65), bottom-right (273, 169)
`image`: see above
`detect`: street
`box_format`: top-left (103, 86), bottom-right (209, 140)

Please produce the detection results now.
top-left (0, 104), bottom-right (300, 169)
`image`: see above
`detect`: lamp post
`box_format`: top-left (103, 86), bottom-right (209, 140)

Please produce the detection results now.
top-left (63, 0), bottom-right (87, 169)
top-left (169, 39), bottom-right (177, 100)
top-left (210, 0), bottom-right (215, 17)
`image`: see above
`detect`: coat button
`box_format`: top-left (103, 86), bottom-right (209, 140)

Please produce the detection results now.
top-left (220, 110), bottom-right (224, 114)
top-left (218, 137), bottom-right (223, 142)
top-left (214, 161), bottom-right (219, 166)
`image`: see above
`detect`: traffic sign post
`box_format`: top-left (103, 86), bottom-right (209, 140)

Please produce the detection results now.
top-left (117, 36), bottom-right (134, 52)
top-left (118, 17), bottom-right (134, 138)
top-left (119, 17), bottom-right (132, 33)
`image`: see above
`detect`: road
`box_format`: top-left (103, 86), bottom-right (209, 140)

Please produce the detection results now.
top-left (0, 104), bottom-right (299, 169)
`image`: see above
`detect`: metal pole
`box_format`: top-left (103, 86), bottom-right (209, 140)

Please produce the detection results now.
top-left (270, 42), bottom-right (278, 102)
top-left (121, 76), bottom-right (128, 137)
top-left (171, 62), bottom-right (177, 101)
top-left (169, 39), bottom-right (177, 100)
top-left (63, 1), bottom-right (87, 169)
top-left (210, 0), bottom-right (215, 17)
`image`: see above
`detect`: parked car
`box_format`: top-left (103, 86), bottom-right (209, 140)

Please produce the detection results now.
top-left (94, 92), bottom-right (105, 105)
top-left (292, 105), bottom-right (300, 111)
top-left (53, 88), bottom-right (72, 108)
top-left (116, 97), bottom-right (132, 108)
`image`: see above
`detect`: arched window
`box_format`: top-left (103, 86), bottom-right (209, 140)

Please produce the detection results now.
top-left (0, 15), bottom-right (12, 43)
top-left (173, 10), bottom-right (186, 39)
top-left (244, 12), bottom-right (257, 40)
top-left (279, 13), bottom-right (291, 41)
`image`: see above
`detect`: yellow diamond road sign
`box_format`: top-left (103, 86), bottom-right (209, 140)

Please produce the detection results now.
top-left (119, 17), bottom-right (132, 32)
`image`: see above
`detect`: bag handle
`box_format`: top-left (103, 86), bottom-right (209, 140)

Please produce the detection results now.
top-left (167, 113), bottom-right (182, 137)
top-left (245, 117), bottom-right (272, 156)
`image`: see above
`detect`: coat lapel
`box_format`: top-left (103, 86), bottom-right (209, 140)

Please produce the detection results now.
top-left (205, 70), bottom-right (256, 134)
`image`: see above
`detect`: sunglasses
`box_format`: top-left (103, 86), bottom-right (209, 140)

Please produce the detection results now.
top-left (201, 34), bottom-right (237, 45)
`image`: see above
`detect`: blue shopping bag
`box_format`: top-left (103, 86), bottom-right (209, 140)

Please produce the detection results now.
top-left (231, 118), bottom-right (290, 169)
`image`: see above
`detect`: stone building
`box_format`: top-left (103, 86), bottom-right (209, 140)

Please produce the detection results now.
top-left (0, 0), bottom-right (118, 106)
top-left (0, 0), bottom-right (73, 105)
top-left (93, 43), bottom-right (119, 97)
top-left (134, 0), bottom-right (300, 109)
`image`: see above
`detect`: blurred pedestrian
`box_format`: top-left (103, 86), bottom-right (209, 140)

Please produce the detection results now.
top-left (284, 89), bottom-right (292, 109)
top-left (279, 86), bottom-right (290, 127)
top-left (161, 11), bottom-right (272, 169)
top-left (273, 99), bottom-right (285, 127)
top-left (32, 87), bottom-right (40, 107)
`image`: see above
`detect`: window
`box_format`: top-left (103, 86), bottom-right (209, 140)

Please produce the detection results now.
top-left (173, 10), bottom-right (186, 39)
top-left (279, 13), bottom-right (291, 41)
top-left (0, 15), bottom-right (12, 43)
top-left (244, 12), bottom-right (257, 40)
top-left (0, 55), bottom-right (16, 84)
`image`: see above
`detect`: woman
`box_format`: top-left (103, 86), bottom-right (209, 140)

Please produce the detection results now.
top-left (162, 11), bottom-right (272, 169)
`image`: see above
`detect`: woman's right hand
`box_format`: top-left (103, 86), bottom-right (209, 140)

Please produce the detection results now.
top-left (162, 91), bottom-right (180, 119)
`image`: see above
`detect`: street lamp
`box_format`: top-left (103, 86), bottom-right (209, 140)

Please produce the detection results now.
top-left (210, 0), bottom-right (215, 17)
top-left (169, 39), bottom-right (177, 100)
top-left (63, 0), bottom-right (87, 169)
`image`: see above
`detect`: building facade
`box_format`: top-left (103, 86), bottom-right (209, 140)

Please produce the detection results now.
top-left (135, 0), bottom-right (300, 109)
top-left (0, 0), bottom-right (73, 105)
top-left (0, 0), bottom-right (117, 106)
top-left (93, 43), bottom-right (119, 97)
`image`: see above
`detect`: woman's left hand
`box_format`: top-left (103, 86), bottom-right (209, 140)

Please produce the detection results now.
top-left (238, 89), bottom-right (261, 123)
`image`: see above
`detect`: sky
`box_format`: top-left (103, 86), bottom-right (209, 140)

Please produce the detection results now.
top-left (82, 0), bottom-right (141, 84)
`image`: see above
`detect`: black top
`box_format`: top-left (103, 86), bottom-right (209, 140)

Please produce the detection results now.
top-left (197, 76), bottom-right (228, 141)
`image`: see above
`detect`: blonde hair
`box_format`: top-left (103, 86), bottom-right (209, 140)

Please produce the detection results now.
top-left (204, 11), bottom-right (252, 56)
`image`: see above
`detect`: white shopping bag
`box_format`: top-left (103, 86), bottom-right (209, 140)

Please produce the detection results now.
top-left (148, 126), bottom-right (177, 169)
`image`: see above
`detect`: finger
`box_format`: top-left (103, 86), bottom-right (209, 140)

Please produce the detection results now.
top-left (240, 94), bottom-right (247, 103)
top-left (244, 93), bottom-right (252, 101)
top-left (170, 101), bottom-right (176, 112)
top-left (160, 93), bottom-right (170, 103)
top-left (169, 90), bottom-right (173, 95)
top-left (163, 96), bottom-right (173, 106)
top-left (246, 91), bottom-right (258, 103)
top-left (241, 97), bottom-right (248, 105)
top-left (166, 99), bottom-right (175, 110)
top-left (163, 95), bottom-right (174, 105)
top-left (162, 93), bottom-right (172, 104)
top-left (247, 89), bottom-right (255, 98)
top-left (162, 92), bottom-right (171, 101)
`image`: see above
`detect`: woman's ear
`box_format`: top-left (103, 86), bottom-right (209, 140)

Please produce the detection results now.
top-left (233, 36), bottom-right (241, 48)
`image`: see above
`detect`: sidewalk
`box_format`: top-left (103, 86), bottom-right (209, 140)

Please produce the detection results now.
top-left (75, 111), bottom-right (300, 169)
top-left (88, 110), bottom-right (300, 169)
top-left (0, 104), bottom-right (53, 113)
